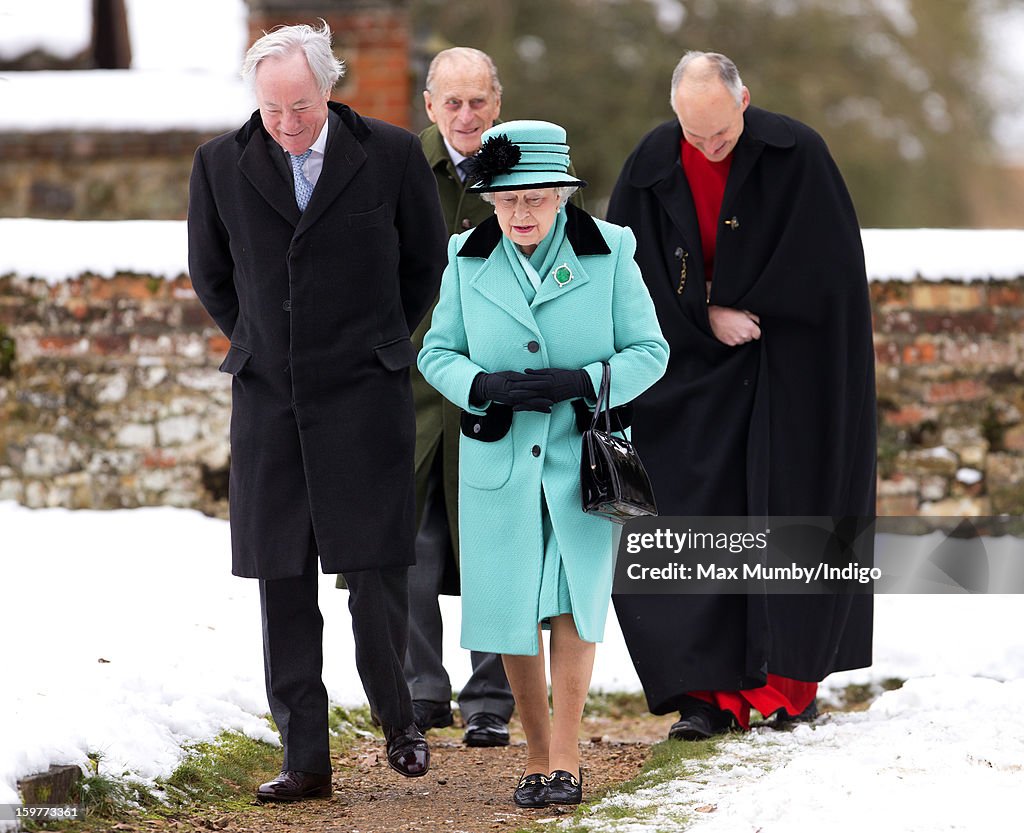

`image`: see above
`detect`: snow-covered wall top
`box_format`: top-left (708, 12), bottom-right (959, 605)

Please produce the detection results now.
top-left (0, 0), bottom-right (92, 61)
top-left (0, 0), bottom-right (247, 70)
top-left (0, 220), bottom-right (1022, 284)
top-left (3, 70), bottom-right (255, 132)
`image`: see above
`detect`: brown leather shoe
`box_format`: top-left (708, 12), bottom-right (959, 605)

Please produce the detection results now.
top-left (383, 723), bottom-right (430, 777)
top-left (255, 770), bottom-right (332, 802)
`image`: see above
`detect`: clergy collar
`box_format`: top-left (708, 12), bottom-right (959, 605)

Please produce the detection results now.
top-left (458, 202), bottom-right (610, 259)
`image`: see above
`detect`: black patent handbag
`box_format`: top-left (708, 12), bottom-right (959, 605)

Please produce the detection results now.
top-left (580, 363), bottom-right (658, 523)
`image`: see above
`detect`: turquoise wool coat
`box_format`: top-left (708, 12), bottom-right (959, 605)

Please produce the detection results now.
top-left (418, 204), bottom-right (669, 655)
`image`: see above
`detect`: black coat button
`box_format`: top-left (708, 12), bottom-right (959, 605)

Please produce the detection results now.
top-left (282, 300), bottom-right (291, 311)
top-left (532, 445), bottom-right (541, 457)
top-left (461, 218), bottom-right (472, 229)
top-left (527, 340), bottom-right (540, 353)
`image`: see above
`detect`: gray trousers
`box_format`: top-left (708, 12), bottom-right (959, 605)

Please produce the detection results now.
top-left (260, 547), bottom-right (414, 774)
top-left (406, 449), bottom-right (514, 721)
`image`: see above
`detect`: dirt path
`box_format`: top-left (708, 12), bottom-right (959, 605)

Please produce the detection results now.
top-left (206, 711), bottom-right (675, 833)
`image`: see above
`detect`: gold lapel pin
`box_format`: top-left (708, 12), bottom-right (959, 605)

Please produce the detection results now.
top-left (724, 216), bottom-right (740, 230)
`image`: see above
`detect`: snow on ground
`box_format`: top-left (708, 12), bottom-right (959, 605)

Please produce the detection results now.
top-left (2, 220), bottom-right (1022, 285)
top-left (580, 676), bottom-right (1024, 833)
top-left (2, 502), bottom-right (1023, 832)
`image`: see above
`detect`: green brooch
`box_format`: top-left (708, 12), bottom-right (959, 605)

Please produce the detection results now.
top-left (552, 264), bottom-right (573, 287)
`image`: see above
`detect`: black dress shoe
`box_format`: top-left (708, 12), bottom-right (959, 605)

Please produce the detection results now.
top-left (513, 772), bottom-right (549, 808)
top-left (668, 701), bottom-right (734, 741)
top-left (383, 722), bottom-right (430, 777)
top-left (545, 769), bottom-right (582, 805)
top-left (413, 699), bottom-right (454, 733)
top-left (463, 712), bottom-right (510, 747)
top-left (255, 770), bottom-right (332, 802)
top-left (772, 699), bottom-right (819, 727)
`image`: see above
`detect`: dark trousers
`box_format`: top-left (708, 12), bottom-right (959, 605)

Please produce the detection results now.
top-left (260, 550), bottom-right (413, 774)
top-left (406, 449), bottom-right (514, 721)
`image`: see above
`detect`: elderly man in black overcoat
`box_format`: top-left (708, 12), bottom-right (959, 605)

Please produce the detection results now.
top-left (608, 52), bottom-right (876, 740)
top-left (187, 23), bottom-right (447, 801)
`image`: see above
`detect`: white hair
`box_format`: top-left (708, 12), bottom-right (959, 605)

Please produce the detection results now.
top-left (241, 20), bottom-right (345, 95)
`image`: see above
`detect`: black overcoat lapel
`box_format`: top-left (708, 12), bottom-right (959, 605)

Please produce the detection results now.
top-left (296, 110), bottom-right (367, 236)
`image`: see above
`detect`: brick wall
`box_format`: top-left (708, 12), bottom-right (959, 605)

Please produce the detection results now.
top-left (0, 131), bottom-right (218, 219)
top-left (0, 273), bottom-right (231, 516)
top-left (872, 280), bottom-right (1024, 515)
top-left (1, 271), bottom-right (1022, 518)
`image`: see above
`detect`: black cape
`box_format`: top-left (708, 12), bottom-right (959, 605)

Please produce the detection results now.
top-left (607, 108), bottom-right (876, 714)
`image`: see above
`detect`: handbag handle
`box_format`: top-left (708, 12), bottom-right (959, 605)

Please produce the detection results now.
top-left (590, 362), bottom-right (612, 434)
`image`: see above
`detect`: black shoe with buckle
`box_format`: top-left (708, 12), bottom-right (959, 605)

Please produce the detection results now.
top-left (545, 769), bottom-right (582, 805)
top-left (412, 699), bottom-right (454, 733)
top-left (463, 712), bottom-right (510, 747)
top-left (512, 772), bottom-right (548, 808)
top-left (668, 700), bottom-right (734, 741)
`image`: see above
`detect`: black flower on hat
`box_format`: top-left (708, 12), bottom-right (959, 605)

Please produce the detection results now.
top-left (462, 134), bottom-right (521, 186)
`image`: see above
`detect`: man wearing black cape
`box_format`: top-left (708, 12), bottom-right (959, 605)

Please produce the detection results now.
top-left (607, 51), bottom-right (876, 739)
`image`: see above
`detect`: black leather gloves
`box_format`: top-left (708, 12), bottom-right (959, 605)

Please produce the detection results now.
top-left (524, 368), bottom-right (595, 403)
top-left (470, 368), bottom-right (595, 413)
top-left (471, 370), bottom-right (522, 407)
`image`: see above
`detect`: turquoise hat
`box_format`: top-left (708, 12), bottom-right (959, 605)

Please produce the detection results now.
top-left (464, 119), bottom-right (587, 192)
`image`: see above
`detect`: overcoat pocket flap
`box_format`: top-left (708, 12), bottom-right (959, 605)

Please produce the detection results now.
top-left (373, 337), bottom-right (417, 370)
top-left (460, 404), bottom-right (513, 442)
top-left (219, 344), bottom-right (252, 375)
top-left (348, 203), bottom-right (388, 228)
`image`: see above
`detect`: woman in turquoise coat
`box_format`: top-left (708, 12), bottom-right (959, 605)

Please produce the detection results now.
top-left (418, 121), bottom-right (668, 807)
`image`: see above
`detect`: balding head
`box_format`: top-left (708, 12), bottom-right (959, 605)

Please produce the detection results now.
top-left (670, 51), bottom-right (750, 162)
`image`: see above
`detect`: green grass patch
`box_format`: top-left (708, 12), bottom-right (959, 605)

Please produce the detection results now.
top-left (159, 730), bottom-right (282, 808)
top-left (328, 703), bottom-right (378, 743)
top-left (584, 690), bottom-right (651, 719)
top-left (22, 718), bottom-right (361, 831)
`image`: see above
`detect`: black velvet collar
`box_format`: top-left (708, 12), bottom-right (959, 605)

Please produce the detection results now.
top-left (457, 202), bottom-right (611, 258)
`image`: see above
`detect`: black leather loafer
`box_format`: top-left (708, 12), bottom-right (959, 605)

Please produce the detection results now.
top-left (383, 722), bottom-right (430, 777)
top-left (668, 701), bottom-right (734, 741)
top-left (413, 699), bottom-right (454, 733)
top-left (463, 712), bottom-right (510, 747)
top-left (545, 769), bottom-right (582, 805)
top-left (255, 770), bottom-right (332, 802)
top-left (512, 772), bottom-right (548, 808)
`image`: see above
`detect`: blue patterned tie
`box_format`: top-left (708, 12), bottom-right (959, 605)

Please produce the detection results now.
top-left (289, 149), bottom-right (314, 211)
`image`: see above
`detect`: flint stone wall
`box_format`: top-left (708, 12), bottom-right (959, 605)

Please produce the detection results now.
top-left (0, 272), bottom-right (1022, 518)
